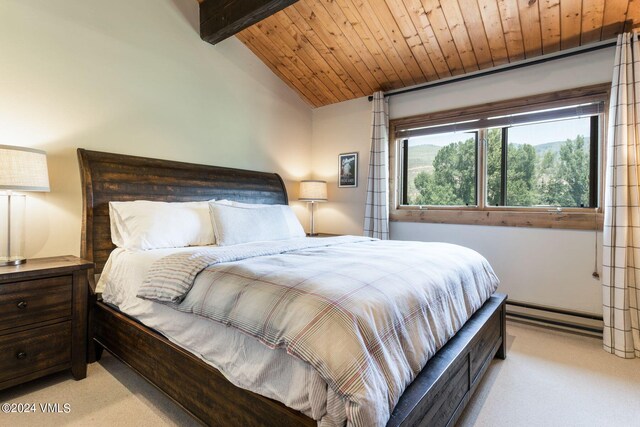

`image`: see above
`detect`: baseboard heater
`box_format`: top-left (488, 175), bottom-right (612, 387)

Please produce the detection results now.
top-left (506, 300), bottom-right (603, 336)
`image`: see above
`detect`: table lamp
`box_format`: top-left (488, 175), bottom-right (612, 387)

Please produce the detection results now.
top-left (0, 145), bottom-right (50, 266)
top-left (299, 180), bottom-right (327, 236)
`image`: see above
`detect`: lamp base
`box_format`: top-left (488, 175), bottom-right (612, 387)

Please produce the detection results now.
top-left (0, 258), bottom-right (26, 267)
top-left (307, 233), bottom-right (319, 237)
top-left (1, 193), bottom-right (27, 268)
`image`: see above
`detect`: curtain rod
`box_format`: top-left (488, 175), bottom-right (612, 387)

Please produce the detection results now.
top-left (367, 39), bottom-right (617, 102)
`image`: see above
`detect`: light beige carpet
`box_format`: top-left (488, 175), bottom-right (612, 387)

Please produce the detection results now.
top-left (457, 322), bottom-right (640, 427)
top-left (1, 322), bottom-right (639, 426)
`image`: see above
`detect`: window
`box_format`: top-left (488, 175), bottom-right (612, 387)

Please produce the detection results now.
top-left (391, 85), bottom-right (608, 230)
top-left (403, 131), bottom-right (478, 206)
top-left (486, 116), bottom-right (597, 208)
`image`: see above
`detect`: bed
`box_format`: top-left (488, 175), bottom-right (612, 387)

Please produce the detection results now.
top-left (78, 148), bottom-right (507, 427)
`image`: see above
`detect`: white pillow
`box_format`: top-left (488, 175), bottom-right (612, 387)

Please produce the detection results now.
top-left (209, 202), bottom-right (302, 246)
top-left (214, 200), bottom-right (305, 238)
top-left (109, 200), bottom-right (215, 250)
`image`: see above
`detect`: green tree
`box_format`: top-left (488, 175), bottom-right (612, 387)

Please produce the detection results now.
top-left (414, 170), bottom-right (457, 205)
top-left (486, 129), bottom-right (537, 207)
top-left (537, 136), bottom-right (590, 206)
top-left (486, 129), bottom-right (502, 206)
top-left (414, 137), bottom-right (476, 205)
top-left (412, 131), bottom-right (591, 208)
top-left (537, 150), bottom-right (562, 205)
top-left (506, 143), bottom-right (537, 206)
top-left (557, 135), bottom-right (590, 206)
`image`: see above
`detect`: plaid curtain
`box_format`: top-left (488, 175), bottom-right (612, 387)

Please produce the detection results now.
top-left (363, 91), bottom-right (390, 239)
top-left (603, 32), bottom-right (640, 358)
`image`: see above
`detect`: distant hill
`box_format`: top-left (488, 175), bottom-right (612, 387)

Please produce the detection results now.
top-left (407, 144), bottom-right (440, 173)
top-left (523, 137), bottom-right (590, 156)
top-left (533, 141), bottom-right (563, 155)
top-left (407, 138), bottom-right (590, 168)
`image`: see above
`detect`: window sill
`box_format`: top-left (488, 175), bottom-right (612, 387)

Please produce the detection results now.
top-left (390, 208), bottom-right (603, 230)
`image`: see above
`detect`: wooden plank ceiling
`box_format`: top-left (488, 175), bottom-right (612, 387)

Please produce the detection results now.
top-left (201, 1), bottom-right (640, 107)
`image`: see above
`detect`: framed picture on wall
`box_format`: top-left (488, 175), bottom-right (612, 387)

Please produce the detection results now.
top-left (338, 152), bottom-right (358, 188)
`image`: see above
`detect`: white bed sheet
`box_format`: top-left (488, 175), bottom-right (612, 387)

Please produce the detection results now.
top-left (98, 247), bottom-right (341, 424)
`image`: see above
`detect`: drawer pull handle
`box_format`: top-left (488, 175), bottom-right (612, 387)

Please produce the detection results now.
top-left (16, 301), bottom-right (28, 309)
top-left (16, 352), bottom-right (27, 360)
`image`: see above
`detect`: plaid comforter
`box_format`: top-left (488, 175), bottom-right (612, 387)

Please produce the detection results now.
top-left (138, 236), bottom-right (499, 426)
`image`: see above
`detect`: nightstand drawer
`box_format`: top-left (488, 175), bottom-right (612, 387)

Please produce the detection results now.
top-left (0, 322), bottom-right (72, 383)
top-left (0, 276), bottom-right (72, 332)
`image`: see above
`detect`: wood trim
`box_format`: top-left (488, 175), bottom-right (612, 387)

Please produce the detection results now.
top-left (391, 208), bottom-right (604, 230)
top-left (389, 84), bottom-right (610, 230)
top-left (391, 83), bottom-right (611, 133)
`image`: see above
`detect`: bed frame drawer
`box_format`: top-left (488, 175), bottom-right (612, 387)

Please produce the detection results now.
top-left (0, 276), bottom-right (72, 332)
top-left (0, 322), bottom-right (72, 384)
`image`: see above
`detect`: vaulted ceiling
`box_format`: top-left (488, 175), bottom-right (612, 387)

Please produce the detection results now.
top-left (200, 1), bottom-right (640, 108)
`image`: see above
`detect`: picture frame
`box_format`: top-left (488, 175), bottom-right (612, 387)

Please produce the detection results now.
top-left (338, 152), bottom-right (358, 188)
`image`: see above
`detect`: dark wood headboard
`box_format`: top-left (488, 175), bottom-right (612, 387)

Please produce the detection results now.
top-left (78, 149), bottom-right (288, 278)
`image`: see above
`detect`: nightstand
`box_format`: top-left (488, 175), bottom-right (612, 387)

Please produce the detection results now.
top-left (0, 256), bottom-right (93, 390)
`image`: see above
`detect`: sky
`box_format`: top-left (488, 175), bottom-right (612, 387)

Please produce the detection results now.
top-left (408, 116), bottom-right (591, 147)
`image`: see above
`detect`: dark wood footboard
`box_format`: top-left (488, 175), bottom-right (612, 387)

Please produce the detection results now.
top-left (91, 293), bottom-right (506, 427)
top-left (388, 293), bottom-right (507, 427)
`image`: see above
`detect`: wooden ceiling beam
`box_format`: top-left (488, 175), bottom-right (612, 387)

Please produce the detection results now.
top-left (200, 0), bottom-right (299, 45)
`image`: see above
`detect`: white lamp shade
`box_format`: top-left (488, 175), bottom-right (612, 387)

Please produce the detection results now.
top-left (0, 145), bottom-right (50, 192)
top-left (299, 180), bottom-right (327, 201)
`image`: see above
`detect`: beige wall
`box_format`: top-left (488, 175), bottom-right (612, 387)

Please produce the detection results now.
top-left (0, 0), bottom-right (313, 258)
top-left (311, 97), bottom-right (372, 234)
top-left (311, 47), bottom-right (615, 314)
